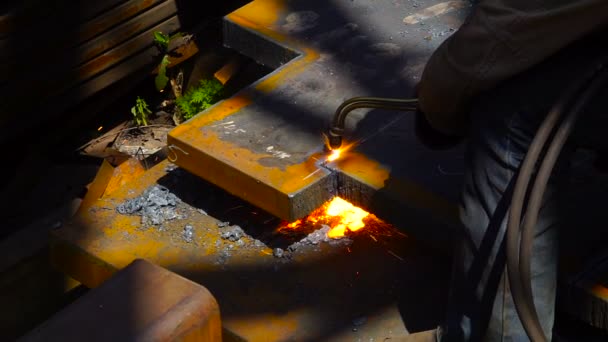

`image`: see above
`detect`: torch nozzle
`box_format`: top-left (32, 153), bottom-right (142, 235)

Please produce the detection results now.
top-left (327, 96), bottom-right (419, 150)
top-left (327, 128), bottom-right (343, 150)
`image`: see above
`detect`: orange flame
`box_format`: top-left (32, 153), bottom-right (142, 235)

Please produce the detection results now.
top-left (280, 197), bottom-right (375, 238)
top-left (326, 149), bottom-right (342, 162)
top-left (322, 134), bottom-right (355, 164)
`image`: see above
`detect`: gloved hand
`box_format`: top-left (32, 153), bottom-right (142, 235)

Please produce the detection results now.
top-left (413, 80), bottom-right (463, 150)
top-left (414, 109), bottom-right (462, 150)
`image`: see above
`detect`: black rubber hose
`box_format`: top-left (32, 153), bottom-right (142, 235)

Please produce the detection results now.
top-left (518, 64), bottom-right (608, 340)
top-left (505, 85), bottom-right (572, 342)
top-left (328, 97), bottom-right (418, 149)
top-left (507, 61), bottom-right (608, 342)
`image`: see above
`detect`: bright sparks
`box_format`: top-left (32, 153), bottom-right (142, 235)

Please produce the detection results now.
top-left (322, 134), bottom-right (355, 164)
top-left (280, 197), bottom-right (374, 239)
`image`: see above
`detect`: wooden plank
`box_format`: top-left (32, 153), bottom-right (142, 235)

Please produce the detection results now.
top-left (72, 0), bottom-right (177, 62)
top-left (0, 0), bottom-right (168, 59)
top-left (0, 32), bottom-right (169, 142)
top-left (3, 15), bottom-right (183, 110)
top-left (0, 0), bottom-right (129, 38)
top-left (1, 0), bottom-right (179, 80)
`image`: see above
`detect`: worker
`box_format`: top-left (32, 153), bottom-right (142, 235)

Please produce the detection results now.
top-left (408, 0), bottom-right (608, 341)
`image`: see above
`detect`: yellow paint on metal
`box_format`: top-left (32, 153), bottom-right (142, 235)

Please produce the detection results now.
top-left (171, 127), bottom-right (328, 219)
top-left (335, 152), bottom-right (391, 189)
top-left (228, 0), bottom-right (286, 29)
top-left (254, 47), bottom-right (319, 93)
top-left (53, 161), bottom-right (279, 288)
top-left (105, 158), bottom-right (146, 195)
top-left (214, 57), bottom-right (243, 85)
top-left (167, 0), bottom-right (323, 220)
top-left (79, 159), bottom-right (115, 210)
top-left (80, 158), bottom-right (146, 213)
top-left (585, 281), bottom-right (608, 301)
top-left (169, 94), bottom-right (253, 136)
top-left (224, 312), bottom-right (300, 341)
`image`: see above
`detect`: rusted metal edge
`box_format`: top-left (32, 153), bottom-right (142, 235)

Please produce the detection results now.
top-left (50, 236), bottom-right (118, 289)
top-left (336, 168), bottom-right (459, 251)
top-left (166, 134), bottom-right (335, 221)
top-left (223, 17), bottom-right (300, 70)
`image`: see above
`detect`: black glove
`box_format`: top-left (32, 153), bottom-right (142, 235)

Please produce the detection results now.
top-left (414, 110), bottom-right (462, 150)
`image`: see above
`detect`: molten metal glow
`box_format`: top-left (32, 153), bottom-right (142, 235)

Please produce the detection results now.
top-left (325, 197), bottom-right (368, 238)
top-left (326, 149), bottom-right (342, 162)
top-left (280, 197), bottom-right (374, 238)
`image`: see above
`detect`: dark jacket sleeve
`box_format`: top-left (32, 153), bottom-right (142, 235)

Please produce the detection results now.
top-left (417, 0), bottom-right (608, 136)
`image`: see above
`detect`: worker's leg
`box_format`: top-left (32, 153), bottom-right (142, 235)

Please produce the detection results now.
top-left (434, 35), bottom-right (608, 341)
top-left (436, 95), bottom-right (561, 341)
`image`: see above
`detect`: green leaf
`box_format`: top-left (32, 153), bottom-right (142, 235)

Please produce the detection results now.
top-left (153, 31), bottom-right (170, 49)
top-left (155, 55), bottom-right (170, 92)
top-left (131, 97), bottom-right (151, 127)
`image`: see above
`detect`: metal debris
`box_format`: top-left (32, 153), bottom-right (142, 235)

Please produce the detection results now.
top-left (287, 225), bottom-right (352, 253)
top-left (220, 225), bottom-right (245, 241)
top-left (164, 163), bottom-right (179, 172)
top-left (197, 208), bottom-right (208, 215)
top-left (116, 185), bottom-right (182, 226)
top-left (216, 250), bottom-right (231, 264)
top-left (273, 248), bottom-right (285, 258)
top-left (182, 224), bottom-right (194, 242)
top-left (217, 221), bottom-right (230, 228)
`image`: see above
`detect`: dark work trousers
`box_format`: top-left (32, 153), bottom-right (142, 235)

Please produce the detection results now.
top-left (437, 35), bottom-right (608, 342)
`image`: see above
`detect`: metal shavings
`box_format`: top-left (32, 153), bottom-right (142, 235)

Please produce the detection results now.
top-left (197, 208), bottom-right (208, 215)
top-left (287, 225), bottom-right (352, 253)
top-left (217, 221), bottom-right (230, 228)
top-left (265, 145), bottom-right (292, 159)
top-left (387, 250), bottom-right (405, 262)
top-left (116, 185), bottom-right (182, 227)
top-left (216, 250), bottom-right (231, 265)
top-left (220, 225), bottom-right (245, 242)
top-left (273, 248), bottom-right (285, 258)
top-left (183, 224), bottom-right (194, 242)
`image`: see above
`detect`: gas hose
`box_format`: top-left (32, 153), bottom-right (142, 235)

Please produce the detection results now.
top-left (507, 59), bottom-right (608, 342)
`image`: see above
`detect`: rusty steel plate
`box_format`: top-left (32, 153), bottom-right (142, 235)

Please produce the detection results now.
top-left (51, 160), bottom-right (453, 341)
top-left (168, 0), bottom-right (468, 223)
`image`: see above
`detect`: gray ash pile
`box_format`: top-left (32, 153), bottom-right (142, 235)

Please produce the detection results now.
top-left (116, 185), bottom-right (185, 226)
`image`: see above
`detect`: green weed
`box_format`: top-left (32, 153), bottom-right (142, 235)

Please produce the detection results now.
top-left (131, 96), bottom-right (151, 126)
top-left (176, 79), bottom-right (224, 121)
top-left (153, 31), bottom-right (183, 92)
